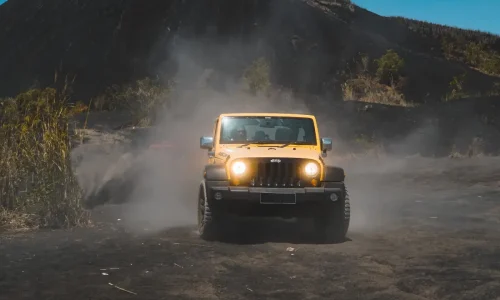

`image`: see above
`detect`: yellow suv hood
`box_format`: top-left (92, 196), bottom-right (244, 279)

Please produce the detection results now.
top-left (220, 145), bottom-right (321, 161)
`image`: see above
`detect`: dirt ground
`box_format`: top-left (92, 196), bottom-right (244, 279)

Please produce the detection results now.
top-left (1, 157), bottom-right (500, 300)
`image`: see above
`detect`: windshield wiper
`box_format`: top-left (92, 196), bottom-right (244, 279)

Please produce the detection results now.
top-left (237, 143), bottom-right (252, 148)
top-left (278, 142), bottom-right (293, 148)
top-left (236, 141), bottom-right (273, 148)
top-left (278, 141), bottom-right (311, 148)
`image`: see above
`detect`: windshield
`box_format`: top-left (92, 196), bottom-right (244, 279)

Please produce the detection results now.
top-left (219, 116), bottom-right (318, 145)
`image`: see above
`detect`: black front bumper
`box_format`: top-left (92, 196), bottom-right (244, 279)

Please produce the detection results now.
top-left (205, 181), bottom-right (344, 218)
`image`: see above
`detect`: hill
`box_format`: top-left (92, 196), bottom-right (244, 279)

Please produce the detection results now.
top-left (0, 0), bottom-right (499, 103)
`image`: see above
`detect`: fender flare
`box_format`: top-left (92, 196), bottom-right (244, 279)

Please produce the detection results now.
top-left (323, 166), bottom-right (345, 182)
top-left (204, 164), bottom-right (228, 181)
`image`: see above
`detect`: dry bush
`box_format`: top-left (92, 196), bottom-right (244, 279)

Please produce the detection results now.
top-left (342, 74), bottom-right (413, 107)
top-left (0, 207), bottom-right (38, 231)
top-left (92, 77), bottom-right (172, 126)
top-left (0, 85), bottom-right (90, 230)
top-left (243, 57), bottom-right (271, 95)
top-left (341, 51), bottom-right (413, 107)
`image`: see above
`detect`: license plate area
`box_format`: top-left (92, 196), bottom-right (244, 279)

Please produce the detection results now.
top-left (260, 193), bottom-right (297, 205)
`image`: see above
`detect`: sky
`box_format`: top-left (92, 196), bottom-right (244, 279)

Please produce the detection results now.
top-left (0, 0), bottom-right (498, 35)
top-left (354, 0), bottom-right (500, 35)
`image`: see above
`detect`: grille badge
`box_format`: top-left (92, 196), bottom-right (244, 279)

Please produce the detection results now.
top-left (270, 159), bottom-right (281, 163)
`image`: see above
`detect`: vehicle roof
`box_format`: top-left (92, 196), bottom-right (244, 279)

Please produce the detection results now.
top-left (218, 112), bottom-right (316, 118)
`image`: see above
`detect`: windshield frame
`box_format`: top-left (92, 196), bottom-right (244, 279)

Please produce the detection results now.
top-left (218, 116), bottom-right (319, 146)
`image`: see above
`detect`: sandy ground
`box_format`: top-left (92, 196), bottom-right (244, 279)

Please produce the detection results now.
top-left (1, 155), bottom-right (500, 300)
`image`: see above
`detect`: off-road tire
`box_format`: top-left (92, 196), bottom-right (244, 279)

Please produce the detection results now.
top-left (198, 183), bottom-right (220, 241)
top-left (314, 183), bottom-right (351, 243)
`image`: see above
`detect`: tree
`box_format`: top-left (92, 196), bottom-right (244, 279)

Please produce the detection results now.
top-left (375, 49), bottom-right (405, 84)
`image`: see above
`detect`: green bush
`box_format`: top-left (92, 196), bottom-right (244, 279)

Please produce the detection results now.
top-left (375, 49), bottom-right (405, 84)
top-left (444, 73), bottom-right (467, 101)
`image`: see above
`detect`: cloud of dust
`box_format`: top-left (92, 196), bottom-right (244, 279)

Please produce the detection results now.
top-left (71, 38), bottom-right (444, 236)
top-left (72, 35), bottom-right (313, 235)
top-left (322, 117), bottom-right (447, 232)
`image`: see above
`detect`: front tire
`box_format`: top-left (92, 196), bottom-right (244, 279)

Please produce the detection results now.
top-left (197, 182), bottom-right (220, 241)
top-left (314, 183), bottom-right (351, 243)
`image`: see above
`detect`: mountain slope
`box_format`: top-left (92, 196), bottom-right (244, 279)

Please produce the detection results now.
top-left (0, 0), bottom-right (499, 103)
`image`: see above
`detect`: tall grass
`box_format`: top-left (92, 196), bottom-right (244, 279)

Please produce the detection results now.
top-left (0, 83), bottom-right (90, 230)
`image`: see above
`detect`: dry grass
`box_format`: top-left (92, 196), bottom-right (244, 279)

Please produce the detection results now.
top-left (449, 137), bottom-right (486, 158)
top-left (0, 207), bottom-right (38, 232)
top-left (0, 80), bottom-right (90, 231)
top-left (243, 57), bottom-right (271, 96)
top-left (92, 77), bottom-right (172, 126)
top-left (342, 74), bottom-right (415, 107)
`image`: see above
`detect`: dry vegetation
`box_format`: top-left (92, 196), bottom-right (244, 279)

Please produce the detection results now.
top-left (243, 57), bottom-right (271, 95)
top-left (92, 77), bottom-right (172, 127)
top-left (341, 50), bottom-right (413, 106)
top-left (393, 17), bottom-right (500, 76)
top-left (0, 79), bottom-right (90, 231)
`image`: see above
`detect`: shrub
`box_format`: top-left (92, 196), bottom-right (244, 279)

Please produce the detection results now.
top-left (444, 73), bottom-right (467, 101)
top-left (375, 49), bottom-right (405, 84)
top-left (480, 55), bottom-right (500, 75)
top-left (93, 77), bottom-right (172, 126)
top-left (465, 42), bottom-right (484, 66)
top-left (243, 57), bottom-right (271, 95)
top-left (0, 86), bottom-right (90, 230)
top-left (342, 74), bottom-right (412, 107)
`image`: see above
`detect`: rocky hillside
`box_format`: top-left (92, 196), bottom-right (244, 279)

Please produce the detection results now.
top-left (0, 0), bottom-right (499, 102)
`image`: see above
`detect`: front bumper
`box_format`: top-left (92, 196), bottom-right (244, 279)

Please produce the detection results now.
top-left (205, 181), bottom-right (344, 217)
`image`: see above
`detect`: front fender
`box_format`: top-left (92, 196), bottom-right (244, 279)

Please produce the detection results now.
top-left (204, 164), bottom-right (228, 181)
top-left (323, 166), bottom-right (345, 182)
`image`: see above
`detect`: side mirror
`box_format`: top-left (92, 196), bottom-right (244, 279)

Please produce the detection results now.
top-left (200, 136), bottom-right (214, 150)
top-left (321, 137), bottom-right (333, 152)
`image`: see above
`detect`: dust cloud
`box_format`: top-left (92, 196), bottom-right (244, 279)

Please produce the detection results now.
top-left (72, 36), bottom-right (497, 236)
top-left (71, 36), bottom-right (314, 235)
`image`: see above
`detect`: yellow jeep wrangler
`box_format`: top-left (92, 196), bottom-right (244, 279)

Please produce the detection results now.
top-left (198, 113), bottom-right (350, 243)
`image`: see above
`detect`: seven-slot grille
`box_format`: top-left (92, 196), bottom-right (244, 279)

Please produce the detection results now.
top-left (234, 158), bottom-right (317, 188)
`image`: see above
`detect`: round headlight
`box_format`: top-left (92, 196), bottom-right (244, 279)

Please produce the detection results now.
top-left (231, 161), bottom-right (246, 175)
top-left (304, 162), bottom-right (319, 177)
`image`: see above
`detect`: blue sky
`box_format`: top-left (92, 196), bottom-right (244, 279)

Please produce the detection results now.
top-left (0, 0), bottom-right (498, 35)
top-left (354, 0), bottom-right (500, 35)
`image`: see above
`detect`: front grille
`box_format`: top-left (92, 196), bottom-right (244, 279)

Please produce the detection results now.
top-left (255, 159), bottom-right (300, 187)
top-left (233, 158), bottom-right (318, 188)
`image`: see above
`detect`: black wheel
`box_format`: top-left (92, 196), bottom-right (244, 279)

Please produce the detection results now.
top-left (197, 182), bottom-right (220, 241)
top-left (314, 183), bottom-right (351, 243)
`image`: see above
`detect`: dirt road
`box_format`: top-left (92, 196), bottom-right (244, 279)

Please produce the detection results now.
top-left (1, 157), bottom-right (500, 300)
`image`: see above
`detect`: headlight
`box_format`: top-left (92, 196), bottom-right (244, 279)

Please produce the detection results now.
top-left (231, 161), bottom-right (246, 175)
top-left (304, 162), bottom-right (319, 177)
